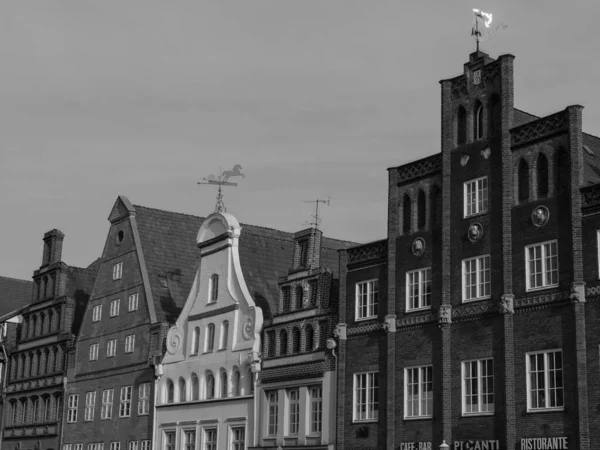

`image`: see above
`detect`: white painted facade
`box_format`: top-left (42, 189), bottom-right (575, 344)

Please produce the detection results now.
top-left (154, 213), bottom-right (263, 450)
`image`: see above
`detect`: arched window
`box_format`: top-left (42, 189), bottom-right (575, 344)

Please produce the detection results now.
top-left (36, 350), bottom-right (42, 376)
top-left (305, 325), bottom-right (314, 352)
top-left (21, 318), bottom-right (28, 341)
top-left (48, 310), bottom-right (54, 332)
top-left (267, 330), bottom-right (276, 358)
top-left (248, 368), bottom-right (254, 394)
top-left (206, 323), bottom-right (215, 352)
top-left (489, 94), bottom-right (501, 137)
top-left (474, 101), bottom-right (484, 140)
top-left (402, 194), bottom-right (412, 235)
top-left (31, 315), bottom-right (37, 338)
top-left (417, 189), bottom-right (426, 230)
top-left (55, 395), bottom-right (62, 421)
top-left (166, 379), bottom-right (174, 404)
top-left (20, 399), bottom-right (27, 424)
top-left (32, 397), bottom-right (40, 423)
top-left (518, 159), bottom-right (530, 203)
top-left (178, 377), bottom-right (186, 402)
top-left (280, 330), bottom-right (288, 356)
top-left (292, 327), bottom-right (301, 354)
top-left (206, 372), bottom-right (215, 399)
top-left (555, 149), bottom-right (569, 195)
top-left (220, 370), bottom-right (228, 398)
top-left (457, 106), bottom-right (467, 145)
top-left (191, 374), bottom-right (199, 401)
top-left (294, 286), bottom-right (303, 310)
top-left (191, 327), bottom-right (200, 355)
top-left (282, 287), bottom-right (291, 312)
top-left (31, 352), bottom-right (38, 377)
top-left (233, 370), bottom-right (241, 397)
top-left (220, 321), bottom-right (229, 349)
top-left (430, 186), bottom-right (441, 227)
top-left (44, 397), bottom-right (51, 421)
top-left (10, 401), bottom-right (17, 425)
top-left (40, 313), bottom-right (46, 335)
top-left (209, 274), bottom-right (219, 303)
top-left (537, 153), bottom-right (549, 198)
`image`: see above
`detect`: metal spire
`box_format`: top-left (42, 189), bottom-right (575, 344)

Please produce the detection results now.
top-left (197, 164), bottom-right (245, 213)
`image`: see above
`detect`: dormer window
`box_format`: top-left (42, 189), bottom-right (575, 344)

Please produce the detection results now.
top-left (299, 241), bottom-right (309, 267)
top-left (209, 274), bottom-right (219, 303)
top-left (112, 262), bottom-right (123, 280)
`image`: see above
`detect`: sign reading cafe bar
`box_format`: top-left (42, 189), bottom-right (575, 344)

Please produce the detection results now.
top-left (520, 437), bottom-right (568, 450)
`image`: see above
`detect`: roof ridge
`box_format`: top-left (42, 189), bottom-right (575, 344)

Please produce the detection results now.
top-left (133, 204), bottom-right (206, 222)
top-left (0, 275), bottom-right (32, 284)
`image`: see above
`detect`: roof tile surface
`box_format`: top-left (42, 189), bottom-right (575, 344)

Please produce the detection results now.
top-left (0, 276), bottom-right (32, 316)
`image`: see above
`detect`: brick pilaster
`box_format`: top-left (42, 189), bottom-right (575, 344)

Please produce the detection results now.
top-left (501, 296), bottom-right (516, 450)
top-left (336, 250), bottom-right (348, 450)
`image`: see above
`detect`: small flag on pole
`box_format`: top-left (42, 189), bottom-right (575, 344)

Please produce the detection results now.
top-left (471, 8), bottom-right (507, 50)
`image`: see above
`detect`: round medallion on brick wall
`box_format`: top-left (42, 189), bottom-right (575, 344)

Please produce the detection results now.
top-left (467, 222), bottom-right (483, 242)
top-left (531, 205), bottom-right (550, 227)
top-left (412, 237), bottom-right (426, 256)
top-left (166, 327), bottom-right (182, 355)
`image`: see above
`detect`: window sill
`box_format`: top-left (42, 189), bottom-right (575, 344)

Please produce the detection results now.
top-left (352, 419), bottom-right (378, 424)
top-left (525, 408), bottom-right (564, 414)
top-left (462, 297), bottom-right (490, 303)
top-left (405, 306), bottom-right (431, 313)
top-left (526, 284), bottom-right (559, 293)
top-left (463, 211), bottom-right (488, 220)
top-left (355, 316), bottom-right (378, 322)
top-left (461, 412), bottom-right (494, 418)
top-left (404, 416), bottom-right (432, 421)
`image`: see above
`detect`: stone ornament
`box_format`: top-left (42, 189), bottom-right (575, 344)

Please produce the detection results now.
top-left (473, 69), bottom-right (482, 85)
top-left (333, 323), bottom-right (347, 341)
top-left (481, 147), bottom-right (491, 159)
top-left (499, 294), bottom-right (514, 314)
top-left (412, 238), bottom-right (426, 257)
top-left (460, 154), bottom-right (470, 167)
top-left (570, 282), bottom-right (586, 304)
top-left (166, 326), bottom-right (182, 355)
top-left (242, 316), bottom-right (254, 340)
top-left (467, 222), bottom-right (484, 242)
top-left (383, 314), bottom-right (397, 333)
top-left (531, 205), bottom-right (550, 227)
top-left (438, 305), bottom-right (452, 325)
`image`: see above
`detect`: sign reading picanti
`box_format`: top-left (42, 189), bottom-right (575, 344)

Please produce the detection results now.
top-left (454, 441), bottom-right (500, 450)
top-left (520, 437), bottom-right (568, 450)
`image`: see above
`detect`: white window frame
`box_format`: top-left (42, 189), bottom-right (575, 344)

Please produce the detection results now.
top-left (137, 383), bottom-right (150, 415)
top-left (164, 432), bottom-right (176, 450)
top-left (101, 389), bottom-right (114, 420)
top-left (92, 305), bottom-right (102, 322)
top-left (113, 262), bottom-right (123, 280)
top-left (462, 255), bottom-right (491, 302)
top-left (355, 279), bottom-right (379, 321)
top-left (107, 339), bottom-right (116, 358)
top-left (67, 394), bottom-right (78, 423)
top-left (74, 445), bottom-right (83, 450)
top-left (64, 445), bottom-right (72, 450)
top-left (89, 343), bottom-right (99, 361)
top-left (140, 442), bottom-right (151, 450)
top-left (309, 385), bottom-right (323, 434)
top-left (128, 443), bottom-right (138, 450)
top-left (209, 274), bottom-right (219, 303)
top-left (353, 371), bottom-right (379, 422)
top-left (462, 358), bottom-right (494, 415)
top-left (205, 324), bottom-right (215, 352)
top-left (406, 268), bottom-right (432, 311)
top-left (464, 176), bottom-right (488, 217)
top-left (526, 349), bottom-right (564, 412)
top-left (404, 365), bottom-right (433, 419)
top-left (125, 335), bottom-right (135, 354)
top-left (84, 391), bottom-right (96, 421)
top-left (119, 386), bottom-right (132, 418)
top-left (128, 293), bottom-right (139, 312)
top-left (525, 240), bottom-right (559, 291)
top-left (266, 390), bottom-right (278, 436)
top-left (110, 299), bottom-right (120, 317)
top-left (183, 429), bottom-right (196, 450)
top-left (230, 426), bottom-right (245, 450)
top-left (287, 388), bottom-right (300, 436)
top-left (110, 443), bottom-right (121, 450)
top-left (204, 428), bottom-right (217, 450)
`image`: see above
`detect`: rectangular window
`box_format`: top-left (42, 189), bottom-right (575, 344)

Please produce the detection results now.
top-left (356, 279), bottom-right (379, 320)
top-left (267, 390), bottom-right (278, 436)
top-left (119, 386), bottom-right (132, 417)
top-left (406, 268), bottom-right (432, 311)
top-left (405, 365), bottom-right (433, 418)
top-left (184, 430), bottom-right (196, 450)
top-left (75, 445), bottom-right (83, 450)
top-left (526, 240), bottom-right (559, 291)
top-left (89, 343), bottom-right (99, 361)
top-left (67, 394), bottom-right (78, 423)
top-left (310, 386), bottom-right (323, 434)
top-left (84, 391), bottom-right (96, 421)
top-left (526, 350), bottom-right (563, 411)
top-left (204, 429), bottom-right (217, 450)
top-left (92, 305), bottom-right (102, 322)
top-left (353, 371), bottom-right (379, 421)
top-left (125, 335), bottom-right (135, 353)
top-left (462, 255), bottom-right (491, 301)
top-left (231, 427), bottom-right (245, 450)
top-left (464, 176), bottom-right (488, 217)
top-left (287, 389), bottom-right (300, 435)
top-left (138, 383), bottom-right (150, 415)
top-left (164, 432), bottom-right (175, 450)
top-left (140, 441), bottom-right (151, 450)
top-left (128, 293), bottom-right (139, 311)
top-left (113, 262), bottom-right (123, 280)
top-left (462, 358), bottom-right (494, 415)
top-left (110, 299), bottom-right (120, 317)
top-left (110, 444), bottom-right (121, 450)
top-left (128, 443), bottom-right (138, 450)
top-left (107, 339), bottom-right (116, 358)
top-left (64, 445), bottom-right (72, 450)
top-left (101, 389), bottom-right (114, 420)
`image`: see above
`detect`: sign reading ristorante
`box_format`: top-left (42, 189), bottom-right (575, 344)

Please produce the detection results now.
top-left (520, 437), bottom-right (568, 450)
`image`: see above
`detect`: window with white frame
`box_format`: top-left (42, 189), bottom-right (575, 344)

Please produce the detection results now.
top-left (464, 176), bottom-right (488, 217)
top-left (107, 339), bottom-right (116, 358)
top-left (353, 371), bottom-right (379, 421)
top-left (119, 386), bottom-right (132, 417)
top-left (128, 293), bottom-right (139, 312)
top-left (220, 320), bottom-right (229, 349)
top-left (310, 386), bottom-right (323, 434)
top-left (164, 432), bottom-right (175, 450)
top-left (287, 389), bottom-right (300, 435)
top-left (101, 389), bottom-right (113, 420)
top-left (267, 390), bottom-right (278, 436)
top-left (110, 443), bottom-right (121, 450)
top-left (206, 324), bottom-right (215, 352)
top-left (140, 441), bottom-right (150, 450)
top-left (191, 327), bottom-right (200, 355)
top-left (74, 444), bottom-right (83, 450)
top-left (110, 299), bottom-right (120, 317)
top-left (406, 268), bottom-right (432, 311)
top-left (462, 255), bottom-right (491, 301)
top-left (64, 445), bottom-right (72, 450)
top-left (128, 442), bottom-right (138, 450)
top-left (84, 391), bottom-right (96, 421)
top-left (92, 305), bottom-right (102, 322)
top-left (113, 262), bottom-right (123, 280)
top-left (526, 240), bottom-right (559, 291)
top-left (462, 358), bottom-right (494, 415)
top-left (209, 274), bottom-right (219, 303)
top-left (526, 350), bottom-right (563, 411)
top-left (204, 429), bottom-right (217, 450)
top-left (138, 383), bottom-right (150, 415)
top-left (89, 343), bottom-right (99, 361)
top-left (231, 427), bottom-right (245, 450)
top-left (184, 430), bottom-right (196, 450)
top-left (125, 335), bottom-right (135, 353)
top-left (356, 280), bottom-right (378, 320)
top-left (67, 394), bottom-right (78, 423)
top-left (405, 365), bottom-right (433, 418)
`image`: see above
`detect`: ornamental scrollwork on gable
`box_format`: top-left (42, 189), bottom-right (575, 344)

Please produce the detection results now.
top-left (511, 111), bottom-right (568, 147)
top-left (347, 240), bottom-right (388, 265)
top-left (396, 154), bottom-right (442, 184)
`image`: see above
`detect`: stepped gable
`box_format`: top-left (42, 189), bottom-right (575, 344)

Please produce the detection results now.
top-left (0, 276), bottom-right (32, 316)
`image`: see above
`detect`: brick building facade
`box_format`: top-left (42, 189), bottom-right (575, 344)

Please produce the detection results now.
top-left (336, 50), bottom-right (600, 450)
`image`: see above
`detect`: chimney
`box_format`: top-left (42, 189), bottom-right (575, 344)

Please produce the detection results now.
top-left (42, 229), bottom-right (65, 267)
top-left (292, 228), bottom-right (323, 271)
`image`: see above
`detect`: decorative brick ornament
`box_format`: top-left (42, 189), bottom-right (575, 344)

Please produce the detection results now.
top-left (166, 326), bottom-right (182, 355)
top-left (412, 237), bottom-right (426, 257)
top-left (242, 316), bottom-right (254, 340)
top-left (531, 205), bottom-right (550, 227)
top-left (473, 69), bottom-right (482, 85)
top-left (460, 154), bottom-right (470, 167)
top-left (467, 222), bottom-right (484, 242)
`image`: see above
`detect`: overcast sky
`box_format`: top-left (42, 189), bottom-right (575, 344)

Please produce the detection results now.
top-left (1, 0), bottom-right (599, 279)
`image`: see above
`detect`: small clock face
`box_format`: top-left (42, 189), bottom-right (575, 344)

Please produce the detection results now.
top-left (473, 69), bottom-right (482, 85)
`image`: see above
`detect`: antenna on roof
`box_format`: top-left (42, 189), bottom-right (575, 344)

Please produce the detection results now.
top-left (197, 164), bottom-right (245, 213)
top-left (303, 197), bottom-right (331, 229)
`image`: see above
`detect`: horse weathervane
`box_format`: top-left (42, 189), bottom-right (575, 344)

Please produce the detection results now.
top-left (197, 164), bottom-right (245, 213)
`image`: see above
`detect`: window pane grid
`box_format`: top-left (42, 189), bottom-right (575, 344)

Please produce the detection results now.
top-left (464, 177), bottom-right (488, 217)
top-left (463, 256), bottom-right (490, 301)
top-left (405, 366), bottom-right (432, 418)
top-left (288, 389), bottom-right (300, 435)
top-left (356, 280), bottom-right (378, 320)
top-left (267, 391), bottom-right (278, 436)
top-left (310, 386), bottom-right (323, 433)
top-left (463, 359), bottom-right (494, 414)
top-left (354, 372), bottom-right (379, 421)
top-left (527, 241), bottom-right (559, 290)
top-left (528, 350), bottom-right (563, 410)
top-left (407, 268), bottom-right (432, 311)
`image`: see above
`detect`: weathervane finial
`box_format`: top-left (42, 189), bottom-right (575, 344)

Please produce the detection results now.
top-left (198, 164), bottom-right (245, 213)
top-left (471, 8), bottom-right (507, 51)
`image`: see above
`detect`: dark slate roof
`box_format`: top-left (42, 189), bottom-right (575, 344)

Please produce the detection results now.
top-left (583, 133), bottom-right (600, 185)
top-left (512, 108), bottom-right (539, 128)
top-left (132, 204), bottom-right (356, 324)
top-left (0, 276), bottom-right (32, 317)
